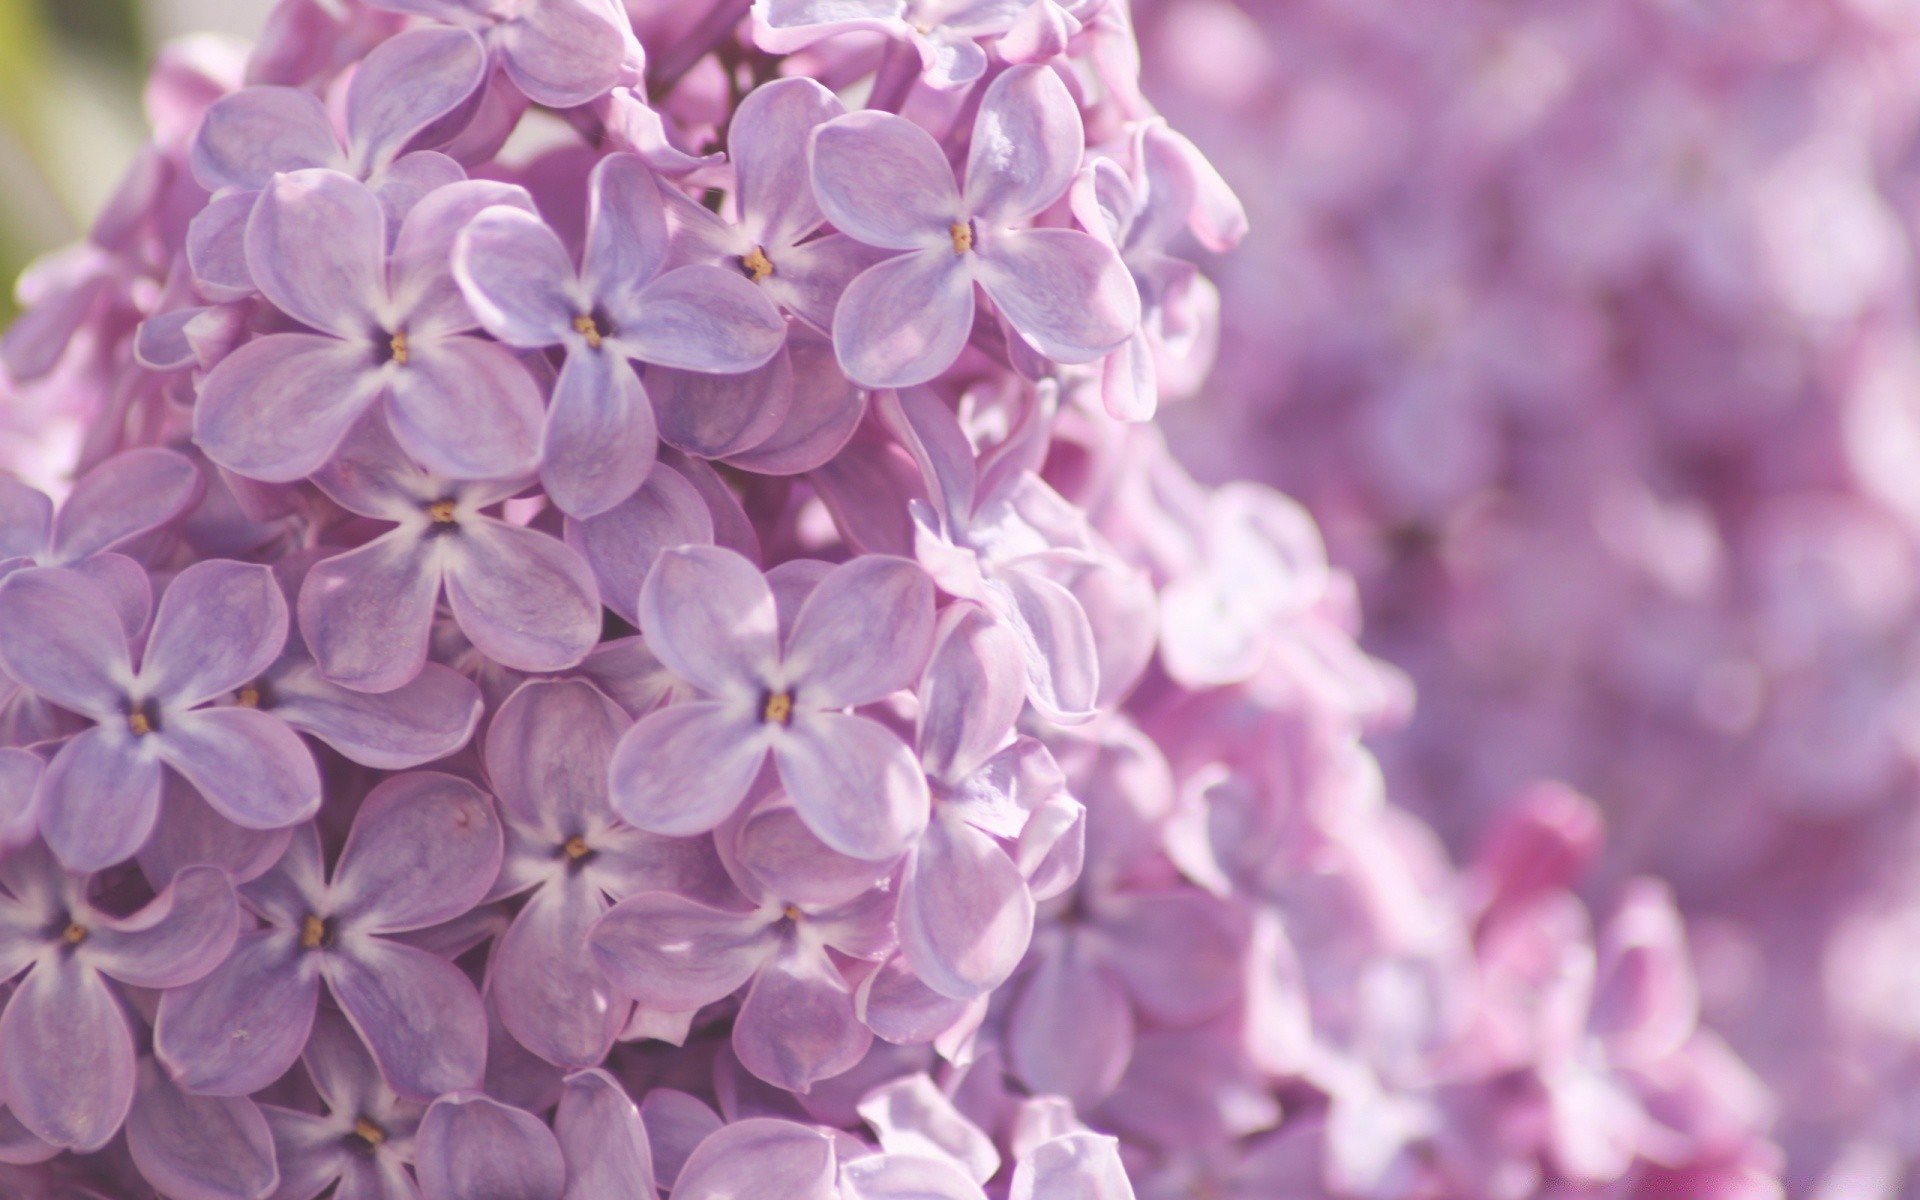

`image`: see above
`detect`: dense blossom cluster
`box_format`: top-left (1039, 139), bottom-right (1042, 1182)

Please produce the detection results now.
top-left (1134, 0), bottom-right (1920, 1192)
top-left (0, 0), bottom-right (1785, 1197)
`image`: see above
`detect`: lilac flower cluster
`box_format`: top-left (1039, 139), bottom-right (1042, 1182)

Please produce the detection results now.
top-left (0, 2), bottom-right (1780, 1199)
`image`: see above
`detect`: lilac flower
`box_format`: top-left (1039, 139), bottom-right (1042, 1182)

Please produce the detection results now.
top-left (590, 804), bottom-right (896, 1090)
top-left (482, 677), bottom-right (728, 1068)
top-left (123, 1063), bottom-right (279, 1200)
top-left (260, 1010), bottom-right (423, 1200)
top-left (365, 0), bottom-right (631, 109)
top-left (298, 413), bottom-right (601, 693)
top-left (753, 0), bottom-right (1082, 90)
top-left (232, 637), bottom-right (484, 770)
top-left (452, 152), bottom-right (787, 515)
top-left (608, 545), bottom-right (935, 861)
top-left (194, 169), bottom-right (546, 485)
top-left (0, 847), bottom-right (237, 1150)
top-left (809, 65), bottom-right (1138, 388)
top-left (0, 447), bottom-right (202, 575)
top-left (0, 560), bottom-right (322, 869)
top-left (155, 771), bottom-right (502, 1100)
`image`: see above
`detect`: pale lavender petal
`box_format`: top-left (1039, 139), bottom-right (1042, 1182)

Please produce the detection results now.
top-left (0, 748), bottom-right (40, 854)
top-left (734, 938), bottom-right (872, 1091)
top-left (1007, 1133), bottom-right (1133, 1200)
top-left (139, 773), bottom-right (292, 887)
top-left (371, 148), bottom-right (468, 222)
top-left (784, 555), bottom-right (936, 709)
top-left (385, 335), bottom-right (544, 480)
top-left (557, 1069), bottom-right (656, 1200)
top-left (38, 729), bottom-right (162, 871)
top-left (498, 0), bottom-right (623, 108)
top-left (187, 191), bottom-right (258, 301)
top-left (299, 533), bottom-right (441, 695)
top-left (588, 891), bottom-right (774, 1011)
top-left (776, 713), bottom-right (929, 861)
top-left (155, 930), bottom-right (319, 1096)
top-left (192, 334), bottom-right (387, 483)
top-left (1015, 793), bottom-right (1083, 902)
top-left (125, 1063), bottom-right (278, 1200)
top-left (345, 26), bottom-right (487, 175)
top-left (452, 205), bottom-right (582, 348)
top-left (73, 550), bottom-right (153, 643)
top-left (758, 234), bottom-right (888, 333)
top-left (50, 447), bottom-right (203, 564)
top-left (832, 250), bottom-right (974, 389)
top-left (809, 113), bottom-right (958, 251)
top-left (582, 152), bottom-right (671, 308)
top-left (246, 168), bottom-right (386, 339)
top-left (1101, 890), bottom-right (1247, 1025)
top-left (1008, 940), bottom-right (1132, 1107)
top-left (327, 935), bottom-right (489, 1100)
top-left (609, 265), bottom-right (787, 374)
top-left (0, 1107), bottom-right (58, 1165)
top-left (733, 804), bottom-right (897, 909)
top-left (492, 878), bottom-right (625, 1068)
top-left (415, 1092), bottom-right (565, 1200)
top-left (722, 329), bottom-right (864, 476)
top-left (140, 560), bottom-right (288, 708)
top-left (640, 545), bottom-right (779, 696)
top-left (840, 1154), bottom-right (987, 1200)
top-left (0, 956), bottom-right (133, 1151)
top-left (900, 813), bottom-right (1032, 1000)
top-left (259, 1107), bottom-right (345, 1200)
top-left (963, 65), bottom-right (1084, 225)
top-left (390, 180), bottom-right (538, 337)
top-left (157, 706), bottom-right (323, 830)
top-left (918, 603), bottom-right (1024, 784)
top-left (857, 1074), bottom-right (1000, 1185)
top-left (191, 86), bottom-right (340, 191)
top-left (880, 382), bottom-right (978, 532)
top-left (270, 660), bottom-right (483, 769)
top-left (83, 864), bottom-right (238, 988)
top-left (545, 350), bottom-right (656, 518)
top-left (986, 567), bottom-right (1099, 723)
top-left (638, 1089), bottom-right (721, 1189)
top-left (0, 478), bottom-right (50, 560)
top-left (974, 230), bottom-right (1137, 363)
top-left (734, 77), bottom-right (841, 248)
top-left (443, 518), bottom-right (600, 673)
top-left (649, 345), bottom-right (791, 460)
top-left (485, 679), bottom-right (627, 834)
top-left (565, 465), bottom-right (713, 626)
top-left (672, 1118), bottom-right (837, 1200)
top-left (332, 771), bottom-right (502, 933)
top-left (0, 565), bottom-right (130, 716)
top-left (667, 449), bottom-right (762, 560)
top-left (609, 703), bottom-right (768, 837)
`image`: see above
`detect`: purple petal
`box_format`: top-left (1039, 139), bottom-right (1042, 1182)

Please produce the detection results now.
top-left (0, 1106), bottom-right (59, 1165)
top-left (640, 545), bottom-right (779, 696)
top-left (0, 478), bottom-right (50, 560)
top-left (588, 891), bottom-right (774, 1011)
top-left (38, 729), bottom-right (162, 871)
top-left (672, 1118), bottom-right (838, 1200)
top-left (638, 1089), bottom-right (721, 1189)
top-left (832, 250), bottom-right (974, 389)
top-left (649, 344), bottom-right (792, 460)
top-left (0, 748), bottom-right (41, 854)
top-left (125, 1063), bottom-right (278, 1200)
top-left (154, 930), bottom-right (320, 1096)
top-left (492, 879), bottom-right (626, 1068)
top-left (246, 168), bottom-right (386, 339)
top-left (609, 702), bottom-right (768, 837)
top-left (140, 560), bottom-right (288, 708)
top-left (332, 771), bottom-right (502, 933)
top-left (545, 351), bottom-right (657, 518)
top-left (582, 153), bottom-right (671, 308)
top-left (299, 533), bottom-right (441, 694)
top-left (270, 659), bottom-right (483, 769)
top-left (758, 233), bottom-right (889, 334)
top-left (733, 78), bottom-right (842, 248)
top-left (74, 550), bottom-right (154, 643)
top-left (974, 229), bottom-right (1138, 363)
top-left (192, 333), bottom-right (386, 483)
top-left (809, 113), bottom-right (958, 251)
top-left (452, 204), bottom-right (582, 348)
top-left (918, 603), bottom-right (1025, 784)
top-left (345, 26), bottom-right (487, 175)
top-left (900, 813), bottom-right (1032, 1000)
top-left (0, 565), bottom-right (130, 716)
top-left (963, 65), bottom-right (1083, 225)
top-left (83, 864), bottom-right (238, 988)
top-left (985, 567), bottom-right (1099, 723)
top-left (498, 0), bottom-right (623, 108)
top-left (187, 191), bottom-right (258, 301)
top-left (733, 804), bottom-right (898, 909)
top-left (373, 148), bottom-right (469, 221)
top-left (784, 555), bottom-right (936, 708)
top-left (733, 939), bottom-right (872, 1091)
top-left (191, 86), bottom-right (340, 191)
top-left (415, 1092), bottom-right (565, 1200)
top-left (443, 518), bottom-right (601, 673)
top-left (385, 334), bottom-right (544, 480)
top-left (157, 706), bottom-right (323, 830)
top-left (1008, 938), bottom-right (1133, 1108)
top-left (557, 1069), bottom-right (657, 1200)
top-left (879, 385), bottom-right (978, 534)
top-left (722, 328), bottom-right (864, 476)
top-left (609, 264), bottom-right (787, 374)
top-left (1, 957), bottom-right (133, 1151)
top-left (1008, 1134), bottom-right (1133, 1200)
top-left (138, 772), bottom-right (292, 887)
top-left (50, 447), bottom-right (202, 564)
top-left (840, 1154), bottom-right (987, 1200)
top-left (776, 713), bottom-right (929, 861)
top-left (326, 936), bottom-right (489, 1100)
top-left (1101, 890), bottom-right (1247, 1024)
top-left (565, 465), bottom-right (713, 626)
top-left (857, 1075), bottom-right (1000, 1185)
top-left (484, 678), bottom-right (628, 833)
top-left (390, 180), bottom-right (538, 337)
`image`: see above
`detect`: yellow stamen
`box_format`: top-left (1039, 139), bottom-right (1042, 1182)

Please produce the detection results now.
top-left (949, 221), bottom-right (973, 255)
top-left (128, 710), bottom-right (153, 736)
top-left (428, 500), bottom-right (457, 524)
top-left (573, 314), bottom-right (603, 349)
top-left (389, 331), bottom-right (409, 365)
top-left (353, 1117), bottom-right (386, 1148)
top-left (741, 246), bottom-right (775, 282)
top-left (782, 904), bottom-right (802, 921)
top-left (237, 685), bottom-right (261, 709)
top-left (62, 923), bottom-right (87, 946)
top-left (563, 835), bottom-right (591, 861)
top-left (762, 691), bottom-right (793, 725)
top-left (300, 914), bottom-right (328, 950)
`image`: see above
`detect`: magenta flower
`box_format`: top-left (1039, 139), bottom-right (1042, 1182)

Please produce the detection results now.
top-left (194, 169), bottom-right (546, 484)
top-left (0, 560), bottom-right (321, 870)
top-left (608, 545), bottom-right (935, 861)
top-left (809, 65), bottom-right (1138, 388)
top-left (155, 772), bottom-right (501, 1100)
top-left (0, 847), bottom-right (237, 1150)
top-left (453, 152), bottom-right (786, 516)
